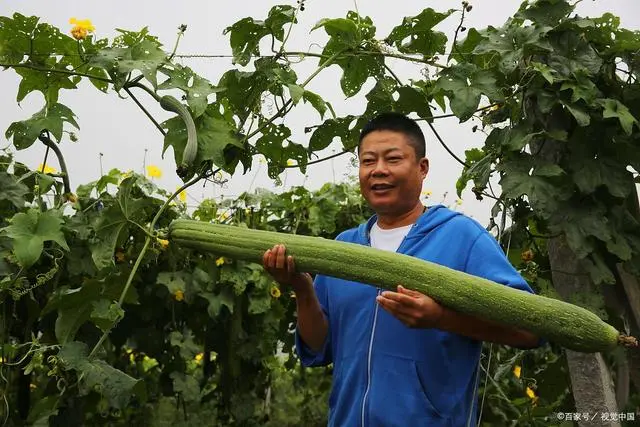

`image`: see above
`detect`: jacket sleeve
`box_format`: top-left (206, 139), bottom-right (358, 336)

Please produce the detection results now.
top-left (294, 273), bottom-right (333, 366)
top-left (464, 230), bottom-right (547, 349)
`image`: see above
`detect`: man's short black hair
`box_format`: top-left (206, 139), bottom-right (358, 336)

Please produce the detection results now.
top-left (358, 112), bottom-right (426, 160)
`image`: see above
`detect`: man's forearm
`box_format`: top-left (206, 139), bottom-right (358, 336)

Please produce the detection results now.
top-left (436, 306), bottom-right (540, 348)
top-left (295, 290), bottom-right (329, 352)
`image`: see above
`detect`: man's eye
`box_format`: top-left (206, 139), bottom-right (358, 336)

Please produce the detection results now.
top-left (387, 157), bottom-right (401, 162)
top-left (361, 159), bottom-right (374, 165)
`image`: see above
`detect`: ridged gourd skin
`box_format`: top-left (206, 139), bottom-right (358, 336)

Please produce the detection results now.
top-left (159, 95), bottom-right (197, 167)
top-left (168, 219), bottom-right (622, 353)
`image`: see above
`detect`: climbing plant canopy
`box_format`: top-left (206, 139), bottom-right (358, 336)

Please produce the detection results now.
top-left (0, 0), bottom-right (639, 424)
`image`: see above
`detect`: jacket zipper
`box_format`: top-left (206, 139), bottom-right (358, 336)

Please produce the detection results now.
top-left (361, 290), bottom-right (380, 427)
top-left (360, 222), bottom-right (417, 426)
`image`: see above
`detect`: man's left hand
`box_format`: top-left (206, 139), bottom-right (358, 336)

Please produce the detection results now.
top-left (376, 285), bottom-right (445, 329)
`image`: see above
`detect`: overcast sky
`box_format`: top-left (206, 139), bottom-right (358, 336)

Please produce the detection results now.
top-left (2, 0), bottom-right (639, 225)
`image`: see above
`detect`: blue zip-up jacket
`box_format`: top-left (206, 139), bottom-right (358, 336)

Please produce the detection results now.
top-left (295, 205), bottom-right (540, 427)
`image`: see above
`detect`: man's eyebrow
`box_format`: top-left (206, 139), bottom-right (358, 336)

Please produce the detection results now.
top-left (360, 147), bottom-right (403, 156)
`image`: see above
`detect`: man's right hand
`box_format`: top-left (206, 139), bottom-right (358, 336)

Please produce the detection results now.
top-left (262, 244), bottom-right (313, 295)
top-left (263, 244), bottom-right (328, 353)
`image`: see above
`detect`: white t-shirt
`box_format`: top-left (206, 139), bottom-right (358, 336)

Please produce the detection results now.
top-left (370, 222), bottom-right (414, 252)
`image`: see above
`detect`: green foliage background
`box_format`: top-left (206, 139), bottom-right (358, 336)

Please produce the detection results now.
top-left (1, 0), bottom-right (639, 425)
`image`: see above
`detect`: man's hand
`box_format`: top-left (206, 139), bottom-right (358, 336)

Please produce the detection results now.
top-left (377, 285), bottom-right (541, 349)
top-left (263, 244), bottom-right (328, 352)
top-left (263, 244), bottom-right (313, 295)
top-left (376, 285), bottom-right (444, 329)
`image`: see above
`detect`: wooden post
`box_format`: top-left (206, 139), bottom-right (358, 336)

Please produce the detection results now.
top-left (547, 237), bottom-right (621, 427)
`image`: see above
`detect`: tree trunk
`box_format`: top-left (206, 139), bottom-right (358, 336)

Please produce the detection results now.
top-left (547, 236), bottom-right (621, 427)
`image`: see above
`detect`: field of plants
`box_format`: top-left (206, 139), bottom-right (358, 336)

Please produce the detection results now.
top-left (1, 0), bottom-right (640, 425)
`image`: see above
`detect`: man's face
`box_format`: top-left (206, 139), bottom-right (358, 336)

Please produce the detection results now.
top-left (358, 130), bottom-right (429, 215)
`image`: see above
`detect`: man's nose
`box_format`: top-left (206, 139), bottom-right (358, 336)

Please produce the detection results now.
top-left (371, 159), bottom-right (389, 176)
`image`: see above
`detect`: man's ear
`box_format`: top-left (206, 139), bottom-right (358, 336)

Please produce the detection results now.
top-left (420, 157), bottom-right (429, 178)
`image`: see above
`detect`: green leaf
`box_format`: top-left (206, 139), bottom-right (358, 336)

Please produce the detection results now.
top-left (562, 102), bottom-right (590, 126)
top-left (436, 64), bottom-right (501, 121)
top-left (58, 341), bottom-right (144, 409)
top-left (223, 17), bottom-right (269, 66)
top-left (312, 18), bottom-right (359, 46)
top-left (456, 149), bottom-right (494, 197)
top-left (55, 303), bottom-right (92, 344)
top-left (0, 14), bottom-right (40, 63)
top-left (302, 90), bottom-right (327, 118)
top-left (90, 176), bottom-right (153, 270)
top-left (550, 203), bottom-right (611, 259)
top-left (264, 5), bottom-right (296, 41)
top-left (572, 156), bottom-right (633, 198)
top-left (531, 62), bottom-right (558, 84)
top-left (157, 271), bottom-right (187, 294)
top-left (254, 122), bottom-right (308, 177)
top-left (1, 14), bottom-right (80, 104)
top-left (90, 299), bottom-right (124, 332)
top-left (169, 330), bottom-right (200, 361)
top-left (597, 98), bottom-right (638, 135)
top-left (5, 103), bottom-right (79, 150)
top-left (15, 66), bottom-right (80, 106)
top-left (27, 395), bottom-right (59, 425)
top-left (170, 372), bottom-right (201, 403)
top-left (203, 287), bottom-right (235, 317)
top-left (309, 116), bottom-right (358, 152)
top-left (582, 253), bottom-right (615, 286)
top-left (2, 209), bottom-right (69, 268)
top-left (385, 8), bottom-right (454, 57)
top-left (158, 64), bottom-right (221, 118)
top-left (287, 84), bottom-right (304, 105)
top-left (473, 25), bottom-right (552, 75)
top-left (162, 103), bottom-right (244, 176)
top-left (0, 172), bottom-right (28, 208)
top-left (316, 14), bottom-right (383, 97)
top-left (89, 38), bottom-right (167, 89)
top-left (515, 0), bottom-right (574, 26)
top-left (534, 164), bottom-right (565, 177)
top-left (547, 31), bottom-right (602, 78)
top-left (498, 155), bottom-right (571, 218)
top-left (345, 53), bottom-right (384, 98)
top-left (559, 77), bottom-right (599, 103)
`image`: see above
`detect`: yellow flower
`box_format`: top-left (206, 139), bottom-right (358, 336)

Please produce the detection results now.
top-left (521, 249), bottom-right (534, 262)
top-left (525, 387), bottom-right (538, 404)
top-left (455, 199), bottom-right (463, 205)
top-left (194, 353), bottom-right (204, 363)
top-left (157, 238), bottom-right (169, 249)
top-left (29, 383), bottom-right (37, 390)
top-left (270, 286), bottom-right (281, 299)
top-left (421, 190), bottom-right (432, 197)
top-left (178, 190), bottom-right (187, 203)
top-left (146, 165), bottom-right (162, 179)
top-left (38, 163), bottom-right (57, 174)
top-left (513, 365), bottom-right (521, 378)
top-left (69, 18), bottom-right (95, 40)
top-left (174, 289), bottom-right (184, 301)
top-left (286, 159), bottom-right (295, 166)
top-left (215, 257), bottom-right (225, 267)
top-left (115, 250), bottom-right (126, 263)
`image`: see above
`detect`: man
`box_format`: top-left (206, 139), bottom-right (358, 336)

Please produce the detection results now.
top-left (263, 112), bottom-right (542, 426)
